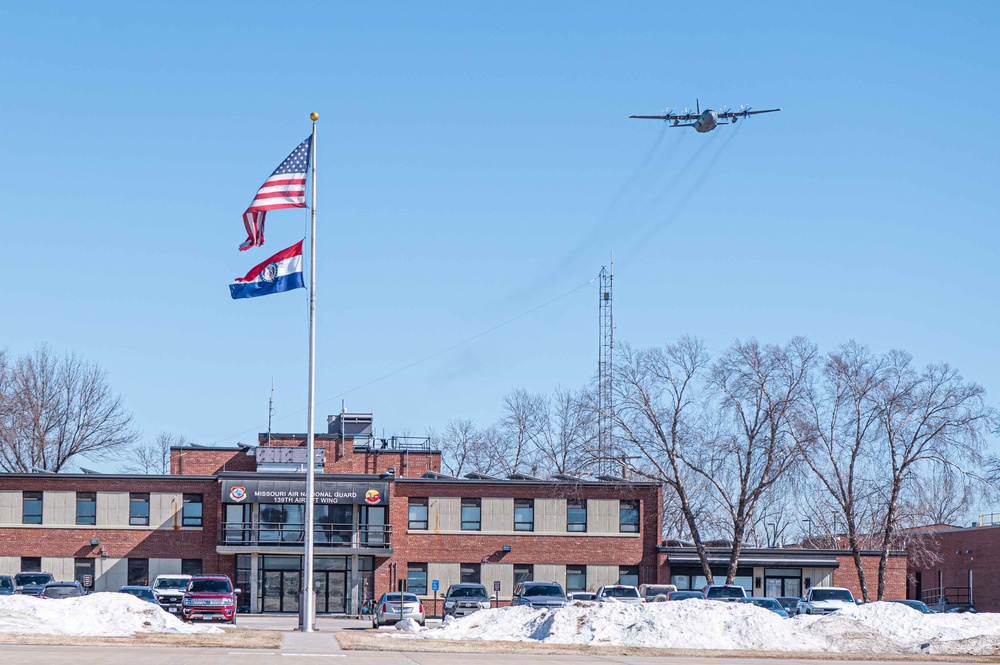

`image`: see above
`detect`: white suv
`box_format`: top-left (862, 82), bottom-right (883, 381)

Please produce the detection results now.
top-left (151, 574), bottom-right (192, 614)
top-left (796, 586), bottom-right (855, 615)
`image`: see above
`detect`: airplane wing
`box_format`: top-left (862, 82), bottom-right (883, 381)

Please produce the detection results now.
top-left (717, 108), bottom-right (782, 119)
top-left (629, 114), bottom-right (698, 121)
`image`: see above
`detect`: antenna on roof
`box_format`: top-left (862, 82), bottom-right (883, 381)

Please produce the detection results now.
top-left (267, 378), bottom-right (275, 447)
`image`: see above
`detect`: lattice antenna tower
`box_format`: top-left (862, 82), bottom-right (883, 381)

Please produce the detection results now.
top-left (267, 378), bottom-right (275, 446)
top-left (597, 255), bottom-right (614, 477)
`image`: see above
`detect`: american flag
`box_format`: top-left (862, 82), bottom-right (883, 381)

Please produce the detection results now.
top-left (240, 136), bottom-right (312, 251)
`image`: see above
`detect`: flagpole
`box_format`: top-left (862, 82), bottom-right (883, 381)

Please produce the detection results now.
top-left (301, 111), bottom-right (319, 632)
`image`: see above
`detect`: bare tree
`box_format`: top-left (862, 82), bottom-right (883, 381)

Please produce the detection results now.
top-left (613, 337), bottom-right (718, 584)
top-left (872, 352), bottom-right (992, 598)
top-left (534, 387), bottom-right (595, 476)
top-left (791, 341), bottom-right (885, 601)
top-left (440, 418), bottom-right (480, 477)
top-left (487, 389), bottom-right (545, 476)
top-left (694, 337), bottom-right (815, 584)
top-left (123, 432), bottom-right (188, 474)
top-left (0, 346), bottom-right (139, 472)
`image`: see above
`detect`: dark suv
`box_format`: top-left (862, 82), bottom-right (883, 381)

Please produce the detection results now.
top-left (443, 583), bottom-right (491, 617)
top-left (0, 575), bottom-right (13, 596)
top-left (14, 572), bottom-right (54, 596)
top-left (510, 581), bottom-right (567, 609)
top-left (40, 581), bottom-right (85, 599)
top-left (181, 575), bottom-right (240, 624)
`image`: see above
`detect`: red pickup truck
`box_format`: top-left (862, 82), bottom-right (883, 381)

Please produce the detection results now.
top-left (181, 575), bottom-right (240, 624)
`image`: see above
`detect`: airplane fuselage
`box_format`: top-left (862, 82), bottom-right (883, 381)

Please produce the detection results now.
top-left (694, 110), bottom-right (718, 133)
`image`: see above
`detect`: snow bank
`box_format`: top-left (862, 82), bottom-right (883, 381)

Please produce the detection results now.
top-left (395, 618), bottom-right (423, 633)
top-left (398, 600), bottom-right (1000, 655)
top-left (0, 593), bottom-right (224, 637)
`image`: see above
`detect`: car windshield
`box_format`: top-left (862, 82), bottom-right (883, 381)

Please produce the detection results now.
top-left (43, 586), bottom-right (81, 598)
top-left (707, 587), bottom-right (745, 598)
top-left (154, 578), bottom-right (189, 590)
top-left (383, 594), bottom-right (419, 603)
top-left (0, 578), bottom-right (12, 591)
top-left (123, 588), bottom-right (154, 599)
top-left (891, 600), bottom-right (930, 613)
top-left (671, 592), bottom-right (703, 600)
top-left (642, 586), bottom-right (672, 597)
top-left (448, 586), bottom-right (488, 598)
top-left (15, 574), bottom-right (52, 586)
top-left (522, 584), bottom-right (564, 597)
top-left (603, 587), bottom-right (640, 598)
top-left (749, 598), bottom-right (782, 610)
top-left (813, 589), bottom-right (853, 602)
top-left (188, 579), bottom-right (232, 593)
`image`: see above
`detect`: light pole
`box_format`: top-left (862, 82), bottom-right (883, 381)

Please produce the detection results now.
top-left (802, 518), bottom-right (814, 546)
top-left (766, 522), bottom-right (776, 548)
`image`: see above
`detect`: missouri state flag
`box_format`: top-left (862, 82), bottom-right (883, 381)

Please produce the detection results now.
top-left (230, 240), bottom-right (305, 299)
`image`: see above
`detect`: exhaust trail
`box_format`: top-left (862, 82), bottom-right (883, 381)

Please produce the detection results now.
top-left (629, 122), bottom-right (745, 255)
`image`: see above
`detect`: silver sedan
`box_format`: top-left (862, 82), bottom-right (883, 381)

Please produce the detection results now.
top-left (372, 592), bottom-right (425, 628)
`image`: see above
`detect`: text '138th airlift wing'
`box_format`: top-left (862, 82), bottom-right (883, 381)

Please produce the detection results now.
top-left (629, 99), bottom-right (781, 133)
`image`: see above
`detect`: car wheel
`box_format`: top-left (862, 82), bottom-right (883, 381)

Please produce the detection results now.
top-left (419, 619), bottom-right (426, 627)
top-left (372, 616), bottom-right (380, 629)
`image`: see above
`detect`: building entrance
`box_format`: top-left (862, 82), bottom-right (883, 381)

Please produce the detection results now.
top-left (252, 555), bottom-right (373, 614)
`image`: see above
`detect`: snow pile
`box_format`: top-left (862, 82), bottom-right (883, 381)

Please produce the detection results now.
top-left (395, 618), bottom-right (423, 633)
top-left (398, 601), bottom-right (1000, 655)
top-left (0, 593), bottom-right (224, 637)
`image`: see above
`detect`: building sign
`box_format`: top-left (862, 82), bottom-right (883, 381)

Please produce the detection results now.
top-left (221, 479), bottom-right (389, 505)
top-left (254, 447), bottom-right (326, 465)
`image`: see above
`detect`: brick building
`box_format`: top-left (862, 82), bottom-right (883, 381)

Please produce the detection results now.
top-left (0, 413), bottom-right (662, 614)
top-left (906, 519), bottom-right (1000, 612)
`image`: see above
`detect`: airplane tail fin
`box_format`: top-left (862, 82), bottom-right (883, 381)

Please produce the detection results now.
top-left (696, 98), bottom-right (700, 114)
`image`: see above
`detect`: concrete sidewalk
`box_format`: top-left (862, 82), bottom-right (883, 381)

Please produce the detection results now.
top-left (280, 629), bottom-right (342, 654)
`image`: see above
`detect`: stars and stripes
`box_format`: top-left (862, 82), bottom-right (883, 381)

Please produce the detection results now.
top-left (239, 137), bottom-right (312, 251)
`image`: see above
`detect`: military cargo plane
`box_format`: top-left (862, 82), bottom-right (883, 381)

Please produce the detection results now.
top-left (630, 99), bottom-right (781, 133)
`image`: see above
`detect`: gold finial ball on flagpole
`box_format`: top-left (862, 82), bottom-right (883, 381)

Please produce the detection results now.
top-left (310, 112), bottom-right (319, 121)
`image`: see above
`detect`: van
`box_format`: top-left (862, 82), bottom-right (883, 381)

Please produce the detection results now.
top-left (638, 583), bottom-right (678, 602)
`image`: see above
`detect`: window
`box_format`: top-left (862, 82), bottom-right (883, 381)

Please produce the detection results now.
top-left (22, 491), bottom-right (42, 524)
top-left (567, 499), bottom-right (587, 532)
top-left (74, 558), bottom-right (95, 589)
top-left (408, 498), bottom-right (428, 530)
top-left (619, 500), bottom-right (639, 533)
top-left (618, 565), bottom-right (639, 587)
top-left (21, 557), bottom-right (41, 572)
top-left (76, 492), bottom-right (97, 526)
top-left (566, 565), bottom-right (587, 592)
top-left (182, 494), bottom-right (203, 527)
top-left (514, 499), bottom-right (534, 532)
top-left (127, 558), bottom-right (149, 586)
top-left (181, 559), bottom-right (203, 576)
top-left (670, 574), bottom-right (690, 590)
top-left (461, 498), bottom-right (481, 531)
top-left (407, 563), bottom-right (428, 595)
top-left (513, 564), bottom-right (533, 587)
top-left (129, 493), bottom-right (150, 526)
top-left (461, 563), bottom-right (481, 584)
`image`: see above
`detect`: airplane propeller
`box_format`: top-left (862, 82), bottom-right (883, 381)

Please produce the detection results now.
top-left (718, 106), bottom-right (731, 115)
top-left (662, 107), bottom-right (674, 117)
top-left (739, 104), bottom-right (753, 117)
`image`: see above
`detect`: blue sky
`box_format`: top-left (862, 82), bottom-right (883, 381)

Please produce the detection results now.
top-left (2, 2), bottom-right (997, 464)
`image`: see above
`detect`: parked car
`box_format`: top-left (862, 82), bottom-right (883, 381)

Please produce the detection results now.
top-left (775, 596), bottom-right (801, 615)
top-left (595, 585), bottom-right (645, 604)
top-left (151, 574), bottom-right (192, 614)
top-left (744, 597), bottom-right (789, 617)
top-left (442, 583), bottom-right (491, 618)
top-left (796, 586), bottom-right (855, 615)
top-left (887, 599), bottom-right (933, 614)
top-left (14, 572), bottom-right (54, 596)
top-left (40, 581), bottom-right (85, 599)
top-left (667, 590), bottom-right (705, 601)
top-left (373, 592), bottom-right (425, 627)
top-left (0, 575), bottom-right (13, 596)
top-left (568, 592), bottom-right (597, 602)
top-left (945, 606), bottom-right (978, 614)
top-left (638, 584), bottom-right (678, 602)
top-left (510, 581), bottom-right (568, 609)
top-left (119, 585), bottom-right (158, 603)
top-left (181, 575), bottom-right (239, 624)
top-left (702, 584), bottom-right (747, 602)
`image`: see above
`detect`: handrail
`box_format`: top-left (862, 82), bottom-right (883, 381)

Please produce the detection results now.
top-left (219, 521), bottom-right (392, 548)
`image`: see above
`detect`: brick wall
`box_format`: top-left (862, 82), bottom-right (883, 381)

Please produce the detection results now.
top-left (170, 448), bottom-right (256, 475)
top-left (376, 481), bottom-right (662, 603)
top-left (0, 476), bottom-right (230, 578)
top-left (907, 525), bottom-right (1000, 612)
top-left (833, 552), bottom-right (907, 600)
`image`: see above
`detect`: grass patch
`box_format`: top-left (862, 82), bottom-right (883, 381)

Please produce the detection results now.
top-left (334, 630), bottom-right (1000, 662)
top-left (0, 627), bottom-right (282, 650)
